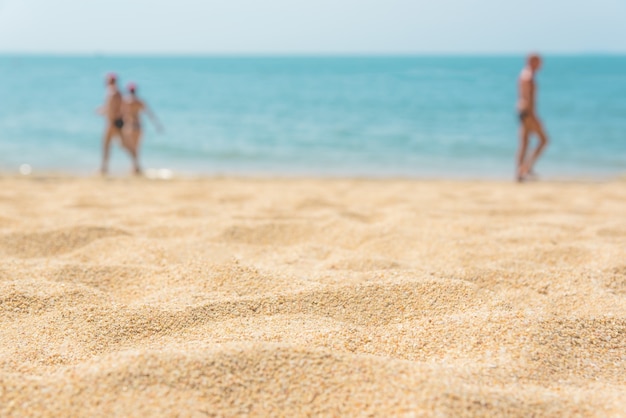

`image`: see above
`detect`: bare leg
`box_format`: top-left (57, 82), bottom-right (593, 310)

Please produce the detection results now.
top-left (101, 126), bottom-right (114, 175)
top-left (133, 132), bottom-right (143, 175)
top-left (123, 128), bottom-right (142, 175)
top-left (516, 123), bottom-right (530, 182)
top-left (525, 120), bottom-right (549, 175)
top-left (130, 147), bottom-right (141, 175)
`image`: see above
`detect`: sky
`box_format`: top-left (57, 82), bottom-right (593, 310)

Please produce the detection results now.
top-left (0, 0), bottom-right (625, 55)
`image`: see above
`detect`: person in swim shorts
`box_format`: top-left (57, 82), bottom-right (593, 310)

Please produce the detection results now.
top-left (98, 73), bottom-right (128, 175)
top-left (516, 54), bottom-right (549, 182)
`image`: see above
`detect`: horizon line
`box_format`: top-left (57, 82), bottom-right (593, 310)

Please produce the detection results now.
top-left (1, 51), bottom-right (626, 58)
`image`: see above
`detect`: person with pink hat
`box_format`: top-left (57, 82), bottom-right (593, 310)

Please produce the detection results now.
top-left (516, 54), bottom-right (549, 182)
top-left (97, 72), bottom-right (128, 175)
top-left (122, 82), bottom-right (163, 174)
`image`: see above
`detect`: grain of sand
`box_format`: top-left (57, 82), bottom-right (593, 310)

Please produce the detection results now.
top-left (0, 176), bottom-right (625, 417)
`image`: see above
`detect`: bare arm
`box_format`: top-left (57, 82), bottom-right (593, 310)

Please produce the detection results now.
top-left (95, 106), bottom-right (106, 116)
top-left (143, 102), bottom-right (164, 132)
top-left (95, 95), bottom-right (112, 116)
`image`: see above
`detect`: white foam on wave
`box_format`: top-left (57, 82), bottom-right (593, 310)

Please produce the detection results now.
top-left (19, 164), bottom-right (32, 176)
top-left (145, 168), bottom-right (174, 180)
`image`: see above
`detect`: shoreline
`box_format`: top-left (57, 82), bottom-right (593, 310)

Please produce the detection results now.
top-left (2, 169), bottom-right (625, 183)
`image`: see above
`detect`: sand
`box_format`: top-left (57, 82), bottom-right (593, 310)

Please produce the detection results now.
top-left (0, 176), bottom-right (624, 417)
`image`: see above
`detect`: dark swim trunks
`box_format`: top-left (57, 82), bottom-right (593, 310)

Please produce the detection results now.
top-left (518, 111), bottom-right (530, 122)
top-left (114, 118), bottom-right (124, 129)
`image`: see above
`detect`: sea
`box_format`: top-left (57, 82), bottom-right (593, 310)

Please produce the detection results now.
top-left (0, 55), bottom-right (625, 179)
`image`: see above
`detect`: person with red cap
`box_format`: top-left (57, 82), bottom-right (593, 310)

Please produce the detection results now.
top-left (98, 73), bottom-right (127, 175)
top-left (122, 82), bottom-right (163, 174)
top-left (516, 54), bottom-right (549, 182)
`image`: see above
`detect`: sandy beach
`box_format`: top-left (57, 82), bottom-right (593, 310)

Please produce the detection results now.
top-left (0, 176), bottom-right (624, 417)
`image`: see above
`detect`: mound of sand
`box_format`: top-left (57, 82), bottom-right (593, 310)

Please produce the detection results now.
top-left (0, 177), bottom-right (625, 417)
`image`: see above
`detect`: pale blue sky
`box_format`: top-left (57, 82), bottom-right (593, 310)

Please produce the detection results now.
top-left (0, 0), bottom-right (624, 54)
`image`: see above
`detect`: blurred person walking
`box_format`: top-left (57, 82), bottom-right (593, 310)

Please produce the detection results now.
top-left (516, 54), bottom-right (549, 182)
top-left (98, 73), bottom-right (128, 175)
top-left (122, 83), bottom-right (163, 175)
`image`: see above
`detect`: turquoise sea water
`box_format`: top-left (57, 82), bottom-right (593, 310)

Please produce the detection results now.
top-left (0, 56), bottom-right (625, 178)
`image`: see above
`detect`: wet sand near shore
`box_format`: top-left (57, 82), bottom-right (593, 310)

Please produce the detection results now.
top-left (1, 176), bottom-right (625, 417)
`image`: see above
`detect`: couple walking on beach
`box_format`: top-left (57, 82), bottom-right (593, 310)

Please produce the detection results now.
top-left (99, 73), bottom-right (162, 175)
top-left (99, 55), bottom-right (547, 181)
